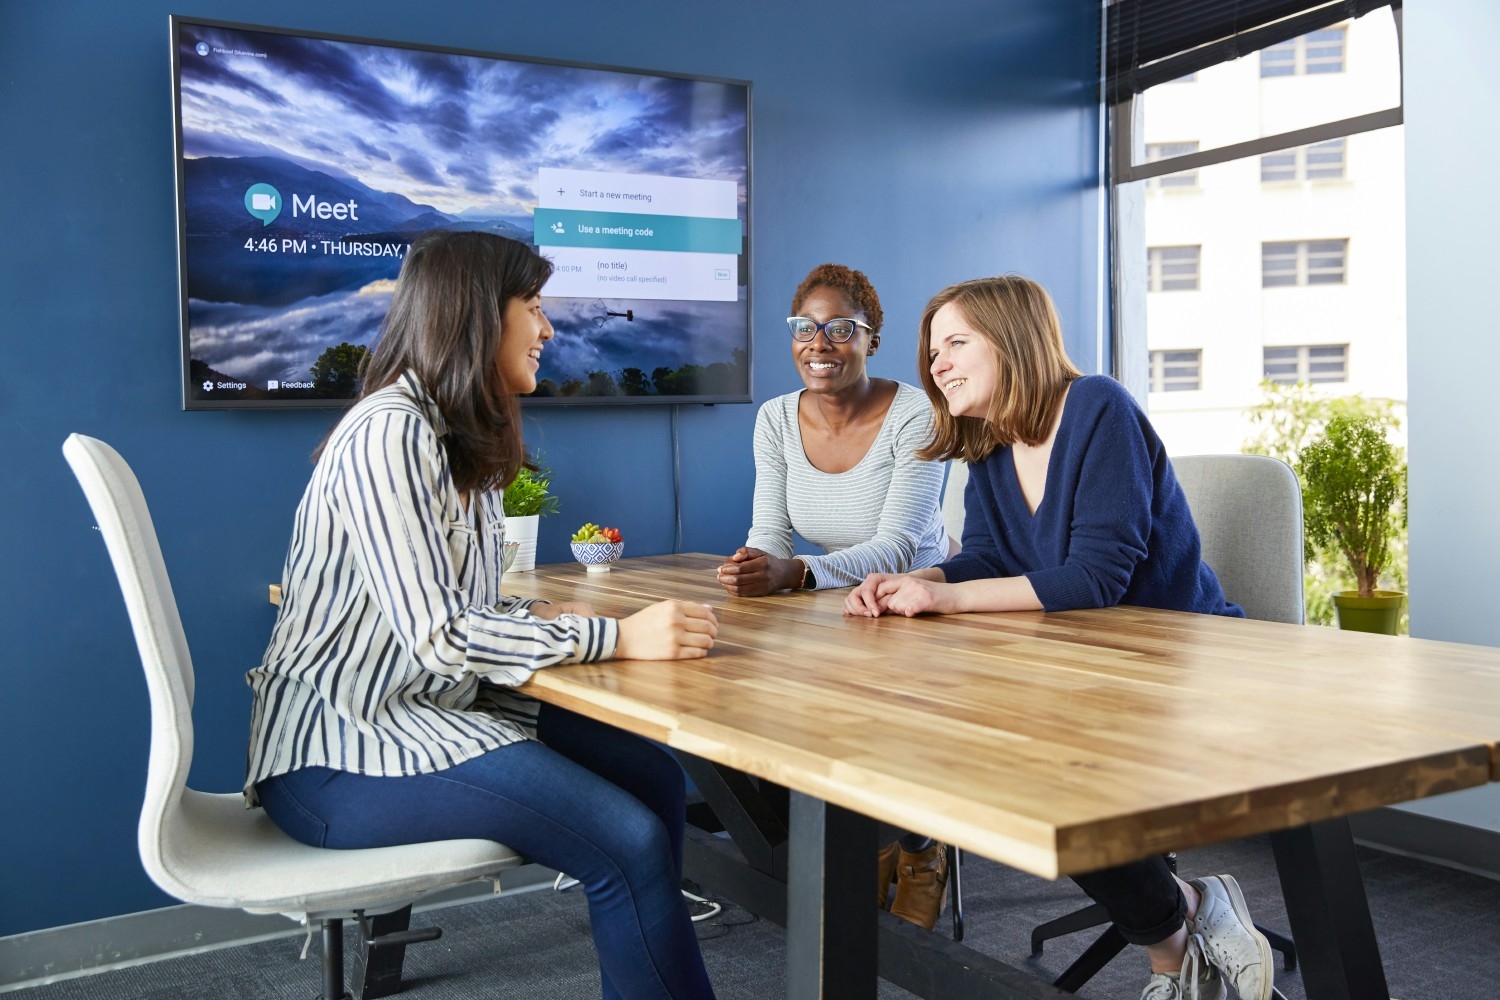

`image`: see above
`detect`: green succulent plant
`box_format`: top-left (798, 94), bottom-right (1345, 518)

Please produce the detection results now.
top-left (502, 459), bottom-right (560, 518)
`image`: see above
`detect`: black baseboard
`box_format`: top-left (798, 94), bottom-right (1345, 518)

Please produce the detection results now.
top-left (1349, 807), bottom-right (1500, 882)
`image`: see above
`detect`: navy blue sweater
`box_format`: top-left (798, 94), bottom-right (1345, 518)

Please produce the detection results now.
top-left (938, 375), bottom-right (1242, 617)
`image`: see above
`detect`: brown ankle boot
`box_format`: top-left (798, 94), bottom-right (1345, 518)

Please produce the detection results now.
top-left (876, 840), bottom-right (900, 909)
top-left (890, 843), bottom-right (948, 930)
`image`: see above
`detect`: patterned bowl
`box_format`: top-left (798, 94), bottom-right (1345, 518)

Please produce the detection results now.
top-left (571, 541), bottom-right (624, 572)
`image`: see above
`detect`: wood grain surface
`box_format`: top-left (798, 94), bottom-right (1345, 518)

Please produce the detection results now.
top-left (289, 555), bottom-right (1500, 878)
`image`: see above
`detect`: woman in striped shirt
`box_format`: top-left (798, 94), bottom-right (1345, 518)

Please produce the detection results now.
top-left (245, 231), bottom-right (720, 999)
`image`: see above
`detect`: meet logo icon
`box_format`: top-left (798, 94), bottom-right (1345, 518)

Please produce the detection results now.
top-left (244, 183), bottom-right (282, 226)
top-left (243, 182), bottom-right (361, 227)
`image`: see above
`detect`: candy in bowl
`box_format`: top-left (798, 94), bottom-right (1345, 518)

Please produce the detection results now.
top-left (570, 523), bottom-right (623, 572)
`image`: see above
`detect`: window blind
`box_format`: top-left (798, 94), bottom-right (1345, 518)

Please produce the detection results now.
top-left (1106, 0), bottom-right (1397, 103)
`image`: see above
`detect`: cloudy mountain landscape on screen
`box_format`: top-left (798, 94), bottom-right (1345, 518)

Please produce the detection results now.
top-left (172, 18), bottom-right (751, 407)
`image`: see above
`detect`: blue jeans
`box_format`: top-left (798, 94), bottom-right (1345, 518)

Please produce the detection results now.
top-left (256, 703), bottom-right (716, 1000)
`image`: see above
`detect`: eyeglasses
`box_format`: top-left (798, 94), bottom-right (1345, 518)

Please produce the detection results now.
top-left (786, 316), bottom-right (872, 343)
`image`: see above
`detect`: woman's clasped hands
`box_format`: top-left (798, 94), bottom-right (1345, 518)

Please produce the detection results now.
top-left (843, 572), bottom-right (963, 618)
top-left (715, 546), bottom-right (803, 597)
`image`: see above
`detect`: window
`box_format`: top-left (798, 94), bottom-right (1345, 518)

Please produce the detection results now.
top-left (1263, 344), bottom-right (1348, 384)
top-left (1149, 350), bottom-right (1202, 392)
top-left (1260, 27), bottom-right (1347, 78)
top-left (1262, 239), bottom-right (1348, 287)
top-left (1148, 245), bottom-right (1200, 291)
top-left (1261, 138), bottom-right (1347, 183)
top-left (1146, 142), bottom-right (1200, 189)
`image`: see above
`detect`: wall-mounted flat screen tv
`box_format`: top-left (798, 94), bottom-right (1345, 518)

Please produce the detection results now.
top-left (170, 16), bottom-right (751, 409)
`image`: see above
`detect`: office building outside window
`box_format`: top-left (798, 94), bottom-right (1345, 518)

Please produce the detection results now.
top-left (1134, 14), bottom-right (1403, 461)
top-left (1148, 245), bottom-right (1200, 291)
top-left (1150, 349), bottom-right (1202, 392)
top-left (1262, 239), bottom-right (1348, 287)
top-left (1264, 344), bottom-right (1349, 385)
top-left (1260, 27), bottom-right (1347, 77)
top-left (1261, 138), bottom-right (1347, 183)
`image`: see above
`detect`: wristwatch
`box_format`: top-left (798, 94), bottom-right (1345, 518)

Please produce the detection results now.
top-left (798, 558), bottom-right (816, 591)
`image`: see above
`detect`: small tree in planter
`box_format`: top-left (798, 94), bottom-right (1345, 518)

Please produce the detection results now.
top-left (1296, 415), bottom-right (1407, 633)
top-left (1243, 381), bottom-right (1406, 626)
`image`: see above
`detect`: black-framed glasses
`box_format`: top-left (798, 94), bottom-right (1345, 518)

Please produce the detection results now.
top-left (786, 316), bottom-right (872, 343)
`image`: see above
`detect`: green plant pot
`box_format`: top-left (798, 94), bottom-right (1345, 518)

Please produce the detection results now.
top-left (1331, 591), bottom-right (1405, 635)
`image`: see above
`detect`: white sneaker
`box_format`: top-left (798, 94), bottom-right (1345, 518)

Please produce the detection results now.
top-left (1188, 874), bottom-right (1273, 1000)
top-left (1139, 934), bottom-right (1225, 1000)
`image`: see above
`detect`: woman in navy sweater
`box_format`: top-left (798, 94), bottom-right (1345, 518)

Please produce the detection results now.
top-left (845, 276), bottom-right (1270, 1000)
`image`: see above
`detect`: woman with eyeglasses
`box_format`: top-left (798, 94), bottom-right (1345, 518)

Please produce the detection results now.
top-left (715, 262), bottom-right (952, 929)
top-left (844, 275), bottom-right (1272, 1000)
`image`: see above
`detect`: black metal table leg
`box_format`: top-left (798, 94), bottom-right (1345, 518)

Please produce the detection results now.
top-left (786, 792), bottom-right (879, 999)
top-left (1270, 818), bottom-right (1388, 1000)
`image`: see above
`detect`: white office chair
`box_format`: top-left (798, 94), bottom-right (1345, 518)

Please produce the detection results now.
top-left (63, 434), bottom-right (522, 1000)
top-left (1031, 452), bottom-right (1302, 993)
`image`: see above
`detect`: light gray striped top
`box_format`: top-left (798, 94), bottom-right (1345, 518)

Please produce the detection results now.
top-left (746, 381), bottom-right (949, 589)
top-left (243, 373), bottom-right (617, 804)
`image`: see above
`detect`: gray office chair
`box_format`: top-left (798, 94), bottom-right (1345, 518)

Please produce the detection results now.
top-left (937, 460), bottom-right (971, 939)
top-left (1031, 453), bottom-right (1301, 993)
top-left (64, 434), bottom-right (523, 1000)
top-left (941, 458), bottom-right (969, 551)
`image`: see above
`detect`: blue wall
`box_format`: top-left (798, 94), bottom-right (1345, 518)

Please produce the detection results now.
top-left (0, 0), bottom-right (1101, 934)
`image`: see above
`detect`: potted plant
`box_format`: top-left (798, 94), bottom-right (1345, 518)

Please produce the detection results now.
top-left (502, 458), bottom-right (559, 572)
top-left (1295, 414), bottom-right (1407, 634)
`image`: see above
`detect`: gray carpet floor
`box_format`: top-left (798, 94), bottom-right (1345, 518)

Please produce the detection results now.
top-left (12, 835), bottom-right (1500, 999)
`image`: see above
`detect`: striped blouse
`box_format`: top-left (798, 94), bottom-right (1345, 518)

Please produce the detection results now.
top-left (745, 381), bottom-right (950, 589)
top-left (243, 373), bottom-right (618, 804)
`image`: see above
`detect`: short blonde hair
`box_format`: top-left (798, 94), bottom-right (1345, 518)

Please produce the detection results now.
top-left (915, 275), bottom-right (1081, 463)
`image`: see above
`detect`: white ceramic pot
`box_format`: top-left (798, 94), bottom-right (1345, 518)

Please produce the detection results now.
top-left (504, 514), bottom-right (539, 572)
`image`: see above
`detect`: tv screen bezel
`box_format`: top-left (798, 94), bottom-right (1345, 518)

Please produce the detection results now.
top-left (169, 15), bottom-right (754, 411)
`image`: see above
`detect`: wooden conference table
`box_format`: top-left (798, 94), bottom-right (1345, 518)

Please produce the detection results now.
top-left (505, 554), bottom-right (1500, 999)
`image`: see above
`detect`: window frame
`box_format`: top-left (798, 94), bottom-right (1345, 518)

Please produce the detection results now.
top-left (1149, 349), bottom-right (1203, 392)
top-left (1111, 10), bottom-right (1401, 188)
top-left (1146, 141), bottom-right (1202, 189)
top-left (1260, 26), bottom-right (1348, 78)
top-left (1148, 245), bottom-right (1202, 292)
top-left (1261, 239), bottom-right (1349, 288)
top-left (1263, 344), bottom-right (1350, 385)
top-left (1261, 137), bottom-right (1347, 183)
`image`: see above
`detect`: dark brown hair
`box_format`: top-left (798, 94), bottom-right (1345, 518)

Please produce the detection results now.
top-left (324, 230), bottom-right (553, 493)
top-left (790, 263), bottom-right (884, 333)
top-left (915, 275), bottom-right (1081, 463)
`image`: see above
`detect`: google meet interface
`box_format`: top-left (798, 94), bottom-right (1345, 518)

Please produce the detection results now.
top-left (175, 20), bottom-right (749, 405)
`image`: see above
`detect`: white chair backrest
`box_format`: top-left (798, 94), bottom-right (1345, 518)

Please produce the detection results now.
top-left (941, 460), bottom-right (969, 543)
top-left (1173, 454), bottom-right (1305, 625)
top-left (63, 434), bottom-right (195, 897)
